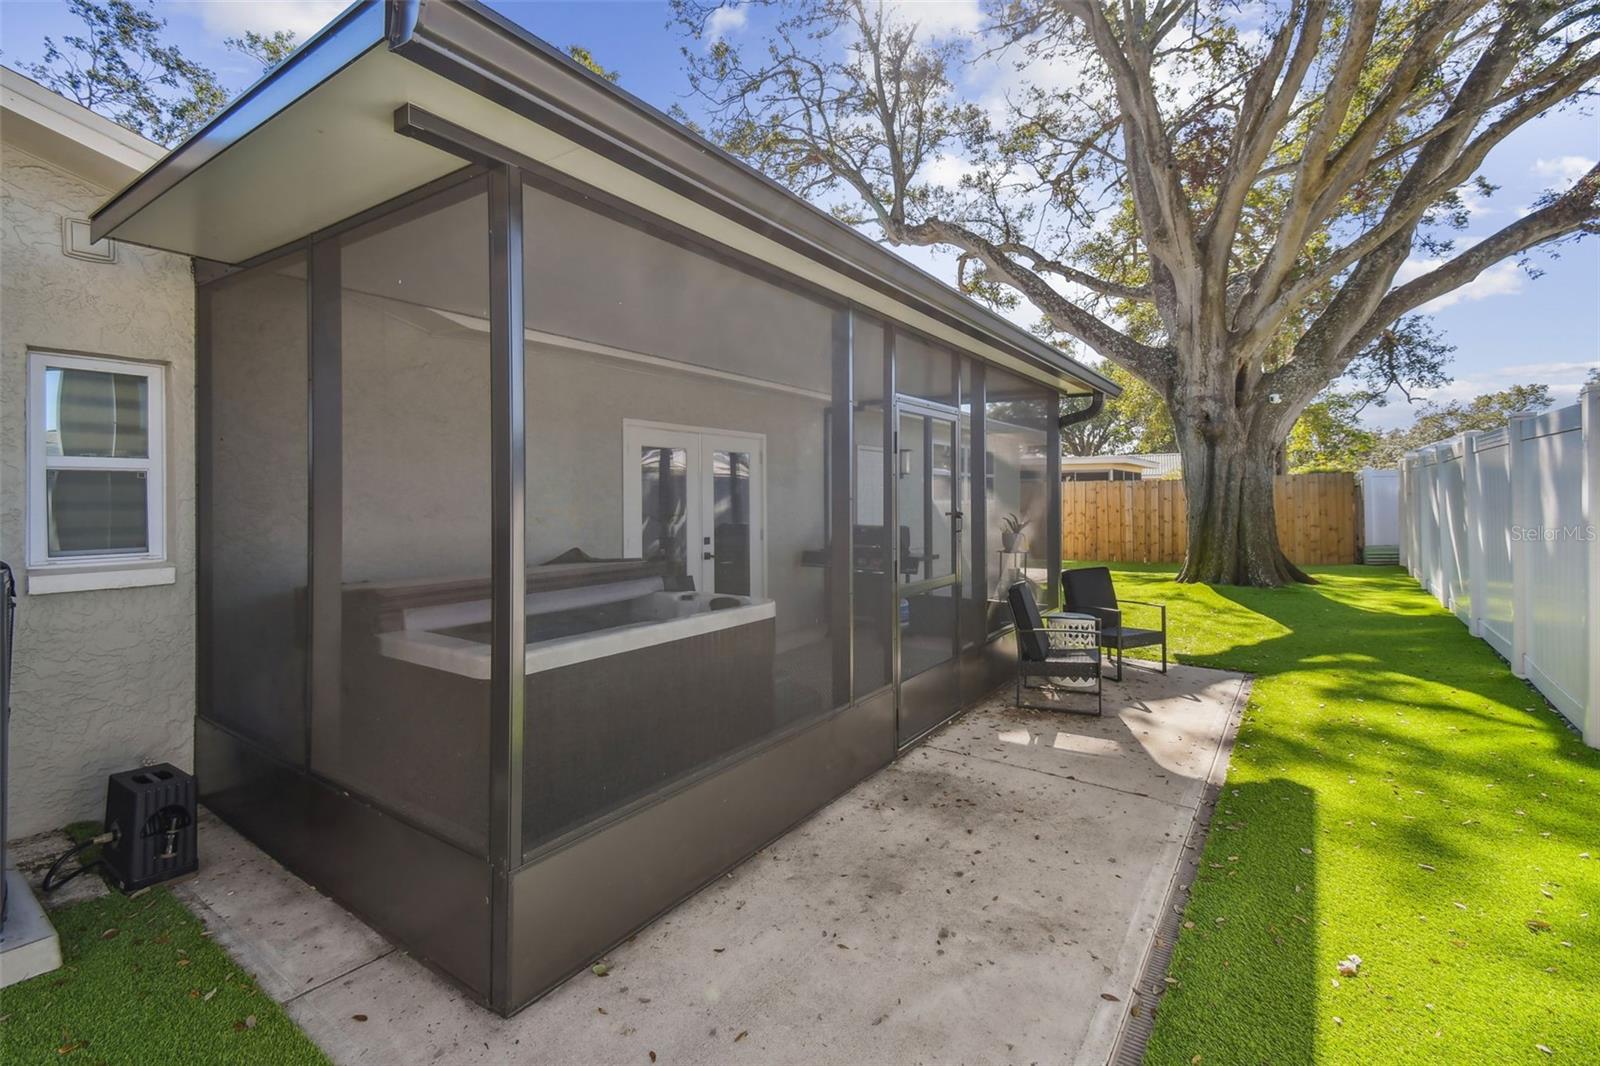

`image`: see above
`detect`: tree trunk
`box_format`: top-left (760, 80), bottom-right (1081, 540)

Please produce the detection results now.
top-left (1172, 397), bottom-right (1313, 587)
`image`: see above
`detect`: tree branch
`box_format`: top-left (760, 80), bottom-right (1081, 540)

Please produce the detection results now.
top-left (895, 215), bottom-right (1175, 386)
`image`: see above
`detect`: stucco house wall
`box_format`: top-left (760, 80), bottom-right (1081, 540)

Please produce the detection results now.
top-left (1, 92), bottom-right (196, 838)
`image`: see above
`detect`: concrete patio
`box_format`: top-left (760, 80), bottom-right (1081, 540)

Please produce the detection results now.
top-left (112, 662), bottom-right (1244, 1064)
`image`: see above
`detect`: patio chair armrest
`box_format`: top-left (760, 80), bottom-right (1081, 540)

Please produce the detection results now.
top-left (1073, 605), bottom-right (1119, 629)
top-left (1118, 599), bottom-right (1166, 632)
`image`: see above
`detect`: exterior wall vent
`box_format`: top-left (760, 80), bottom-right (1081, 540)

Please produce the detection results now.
top-left (61, 217), bottom-right (117, 264)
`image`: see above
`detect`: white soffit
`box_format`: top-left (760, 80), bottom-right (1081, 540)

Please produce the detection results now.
top-left (1, 66), bottom-right (165, 191)
top-left (107, 47), bottom-right (1089, 395)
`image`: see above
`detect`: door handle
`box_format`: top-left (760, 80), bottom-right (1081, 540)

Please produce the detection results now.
top-left (703, 551), bottom-right (715, 560)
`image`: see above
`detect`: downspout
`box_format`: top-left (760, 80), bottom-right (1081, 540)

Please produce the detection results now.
top-left (1058, 391), bottom-right (1104, 430)
top-left (387, 0), bottom-right (422, 48)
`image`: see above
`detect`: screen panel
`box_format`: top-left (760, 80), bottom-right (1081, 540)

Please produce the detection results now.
top-left (202, 253), bottom-right (309, 763)
top-left (985, 366), bottom-right (1054, 632)
top-left (320, 180), bottom-right (493, 855)
top-left (519, 179), bottom-right (845, 854)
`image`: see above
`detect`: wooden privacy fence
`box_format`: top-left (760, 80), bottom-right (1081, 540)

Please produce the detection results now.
top-left (1061, 471), bottom-right (1360, 565)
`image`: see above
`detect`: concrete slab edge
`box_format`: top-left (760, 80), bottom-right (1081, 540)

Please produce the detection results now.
top-left (0, 866), bottom-right (64, 988)
top-left (1108, 674), bottom-right (1253, 1066)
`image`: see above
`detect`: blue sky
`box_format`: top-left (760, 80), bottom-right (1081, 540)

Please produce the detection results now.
top-left (3, 0), bottom-right (1595, 427)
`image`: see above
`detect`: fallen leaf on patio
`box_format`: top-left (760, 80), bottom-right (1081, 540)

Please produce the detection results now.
top-left (597, 1007), bottom-right (608, 1015)
top-left (592, 963), bottom-right (611, 977)
top-left (836, 943), bottom-right (850, 950)
top-left (648, 1052), bottom-right (657, 1063)
top-left (1100, 993), bottom-right (1120, 1002)
top-left (352, 1014), bottom-right (368, 1022)
top-left (734, 1030), bottom-right (749, 1042)
top-left (1336, 955), bottom-right (1362, 977)
top-left (1526, 919), bottom-right (1552, 933)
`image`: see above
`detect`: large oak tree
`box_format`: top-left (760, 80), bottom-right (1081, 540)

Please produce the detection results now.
top-left (676, 0), bottom-right (1600, 584)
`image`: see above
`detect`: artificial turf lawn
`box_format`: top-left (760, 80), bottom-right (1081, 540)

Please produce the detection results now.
top-left (1073, 564), bottom-right (1600, 1065)
top-left (0, 856), bottom-right (328, 1065)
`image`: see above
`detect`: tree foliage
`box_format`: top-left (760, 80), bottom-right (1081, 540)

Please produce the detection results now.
top-left (1061, 361), bottom-right (1176, 455)
top-left (567, 45), bottom-right (621, 82)
top-left (674, 0), bottom-right (1600, 585)
top-left (1285, 391), bottom-right (1380, 472)
top-left (26, 0), bottom-right (227, 147)
top-left (1370, 383), bottom-right (1554, 464)
top-left (226, 30), bottom-right (298, 72)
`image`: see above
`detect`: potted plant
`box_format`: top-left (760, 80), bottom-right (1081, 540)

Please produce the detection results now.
top-left (1000, 513), bottom-right (1029, 552)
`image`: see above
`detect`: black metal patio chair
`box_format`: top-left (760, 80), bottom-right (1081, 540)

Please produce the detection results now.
top-left (1061, 566), bottom-right (1167, 682)
top-left (1008, 581), bottom-right (1102, 715)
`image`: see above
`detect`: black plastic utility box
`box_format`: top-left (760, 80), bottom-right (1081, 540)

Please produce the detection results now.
top-left (102, 764), bottom-right (198, 892)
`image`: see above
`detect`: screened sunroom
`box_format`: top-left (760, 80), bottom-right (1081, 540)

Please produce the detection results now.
top-left (91, 0), bottom-right (1114, 1015)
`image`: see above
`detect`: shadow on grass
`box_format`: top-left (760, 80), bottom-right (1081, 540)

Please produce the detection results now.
top-left (1101, 563), bottom-right (1600, 1063)
top-left (1147, 777), bottom-right (1318, 1065)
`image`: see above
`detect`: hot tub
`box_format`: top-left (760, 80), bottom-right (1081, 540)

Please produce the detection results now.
top-left (375, 579), bottom-right (774, 680)
top-left (337, 562), bottom-right (779, 851)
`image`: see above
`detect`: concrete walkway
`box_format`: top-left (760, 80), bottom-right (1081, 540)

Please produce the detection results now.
top-left (177, 663), bottom-right (1247, 1065)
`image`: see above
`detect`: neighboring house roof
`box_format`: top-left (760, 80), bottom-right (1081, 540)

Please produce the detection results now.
top-left (1057, 452), bottom-right (1184, 478)
top-left (1, 65), bottom-right (165, 190)
top-left (1059, 455), bottom-right (1162, 474)
top-left (87, 0), bottom-right (1116, 398)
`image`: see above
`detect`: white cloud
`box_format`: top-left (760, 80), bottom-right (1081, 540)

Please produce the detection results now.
top-left (706, 4), bottom-right (749, 41)
top-left (1532, 155), bottom-right (1596, 191)
top-left (1456, 183), bottom-right (1495, 219)
top-left (174, 1), bottom-right (347, 41)
top-left (922, 151), bottom-right (978, 188)
top-left (1363, 361), bottom-right (1597, 428)
top-left (881, 0), bottom-right (984, 38)
top-left (1393, 256), bottom-right (1524, 313)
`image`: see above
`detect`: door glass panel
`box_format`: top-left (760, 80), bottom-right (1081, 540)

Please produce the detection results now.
top-left (929, 419), bottom-right (954, 579)
top-left (711, 448), bottom-right (752, 595)
top-left (640, 445), bottom-right (689, 577)
top-left (897, 409), bottom-right (958, 683)
top-left (898, 412), bottom-right (926, 580)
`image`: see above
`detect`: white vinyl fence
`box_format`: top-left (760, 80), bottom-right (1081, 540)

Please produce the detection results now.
top-left (1358, 467), bottom-right (1400, 564)
top-left (1398, 384), bottom-right (1599, 747)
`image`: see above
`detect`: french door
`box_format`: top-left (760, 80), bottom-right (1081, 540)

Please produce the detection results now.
top-left (622, 421), bottom-right (766, 598)
top-left (895, 398), bottom-right (965, 744)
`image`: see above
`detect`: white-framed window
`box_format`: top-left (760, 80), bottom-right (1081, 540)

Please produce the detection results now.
top-left (27, 351), bottom-right (167, 571)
